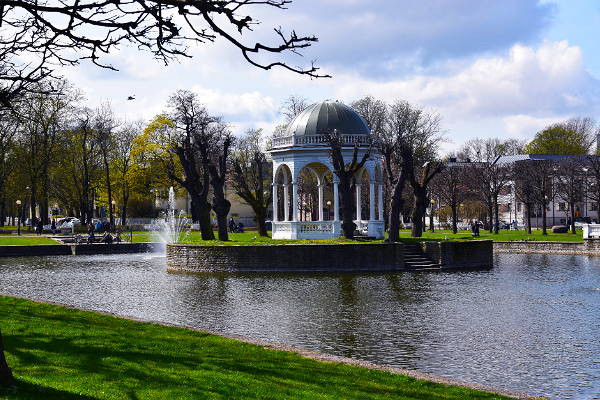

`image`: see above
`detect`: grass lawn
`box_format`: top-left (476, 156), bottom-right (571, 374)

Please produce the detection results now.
top-left (0, 296), bottom-right (514, 400)
top-left (0, 236), bottom-right (59, 245)
top-left (158, 228), bottom-right (585, 245)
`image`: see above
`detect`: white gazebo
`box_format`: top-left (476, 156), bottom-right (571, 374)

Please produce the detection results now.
top-left (270, 100), bottom-right (384, 240)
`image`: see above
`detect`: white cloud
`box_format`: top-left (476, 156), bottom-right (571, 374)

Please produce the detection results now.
top-left (332, 40), bottom-right (600, 119)
top-left (190, 85), bottom-right (279, 124)
top-left (502, 115), bottom-right (558, 139)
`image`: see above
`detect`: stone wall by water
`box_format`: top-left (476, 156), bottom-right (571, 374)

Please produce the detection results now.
top-left (421, 240), bottom-right (494, 268)
top-left (494, 239), bottom-right (600, 255)
top-left (166, 243), bottom-right (404, 272)
top-left (166, 240), bottom-right (494, 272)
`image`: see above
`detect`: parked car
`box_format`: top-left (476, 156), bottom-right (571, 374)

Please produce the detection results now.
top-left (497, 221), bottom-right (510, 229)
top-left (58, 217), bottom-right (81, 227)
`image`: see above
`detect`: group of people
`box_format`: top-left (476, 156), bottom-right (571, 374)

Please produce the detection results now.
top-left (87, 223), bottom-right (120, 244)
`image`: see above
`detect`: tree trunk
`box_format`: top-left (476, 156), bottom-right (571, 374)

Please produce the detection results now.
top-left (451, 202), bottom-right (458, 234)
top-left (256, 209), bottom-right (268, 237)
top-left (494, 198), bottom-right (500, 234)
top-left (338, 180), bottom-right (356, 239)
top-left (0, 328), bottom-right (13, 386)
top-left (211, 183), bottom-right (231, 241)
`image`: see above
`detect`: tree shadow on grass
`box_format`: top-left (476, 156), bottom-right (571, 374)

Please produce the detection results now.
top-left (1, 378), bottom-right (99, 400)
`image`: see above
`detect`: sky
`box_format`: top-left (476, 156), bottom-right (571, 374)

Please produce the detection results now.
top-left (60, 0), bottom-right (600, 154)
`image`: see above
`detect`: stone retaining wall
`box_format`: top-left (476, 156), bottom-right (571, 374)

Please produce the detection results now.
top-left (422, 240), bottom-right (494, 269)
top-left (166, 243), bottom-right (404, 272)
top-left (494, 239), bottom-right (600, 255)
top-left (166, 240), bottom-right (495, 273)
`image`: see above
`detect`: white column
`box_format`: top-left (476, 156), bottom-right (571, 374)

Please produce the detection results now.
top-left (272, 182), bottom-right (278, 222)
top-left (292, 181), bottom-right (298, 222)
top-left (356, 183), bottom-right (362, 221)
top-left (378, 183), bottom-right (383, 220)
top-left (318, 184), bottom-right (324, 221)
top-left (283, 183), bottom-right (289, 221)
top-left (369, 180), bottom-right (375, 221)
top-left (334, 181), bottom-right (339, 221)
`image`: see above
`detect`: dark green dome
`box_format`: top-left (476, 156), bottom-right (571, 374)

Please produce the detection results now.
top-left (284, 101), bottom-right (370, 136)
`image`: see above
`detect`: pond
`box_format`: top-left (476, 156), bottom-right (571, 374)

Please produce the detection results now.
top-left (1, 252), bottom-right (599, 400)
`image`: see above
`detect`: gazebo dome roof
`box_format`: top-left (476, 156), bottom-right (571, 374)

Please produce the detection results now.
top-left (284, 100), bottom-right (370, 137)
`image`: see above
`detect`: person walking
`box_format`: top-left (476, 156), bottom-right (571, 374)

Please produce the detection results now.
top-left (36, 218), bottom-right (43, 236)
top-left (228, 216), bottom-right (235, 233)
top-left (51, 219), bottom-right (56, 235)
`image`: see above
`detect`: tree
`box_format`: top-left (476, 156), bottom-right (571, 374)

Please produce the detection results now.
top-left (432, 162), bottom-right (472, 234)
top-left (461, 137), bottom-right (513, 234)
top-left (321, 129), bottom-right (372, 240)
top-left (554, 157), bottom-right (585, 234)
top-left (584, 155), bottom-right (600, 218)
top-left (130, 114), bottom-right (182, 221)
top-left (513, 161), bottom-right (537, 234)
top-left (0, 328), bottom-right (12, 386)
top-left (113, 119), bottom-right (143, 225)
top-left (202, 126), bottom-right (234, 241)
top-left (168, 90), bottom-right (232, 241)
top-left (380, 100), bottom-right (446, 239)
top-left (525, 126), bottom-right (588, 155)
top-left (94, 102), bottom-right (119, 227)
top-left (0, 110), bottom-right (19, 226)
top-left (16, 80), bottom-right (81, 224)
top-left (230, 128), bottom-right (273, 237)
top-left (0, 0), bottom-right (327, 107)
top-left (280, 94), bottom-right (312, 124)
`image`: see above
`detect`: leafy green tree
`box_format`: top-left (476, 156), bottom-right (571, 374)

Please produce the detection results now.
top-left (15, 80), bottom-right (81, 223)
top-left (112, 119), bottom-right (143, 225)
top-left (525, 126), bottom-right (588, 155)
top-left (130, 114), bottom-right (181, 217)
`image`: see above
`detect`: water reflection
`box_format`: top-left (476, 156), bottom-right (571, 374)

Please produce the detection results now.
top-left (1, 252), bottom-right (599, 399)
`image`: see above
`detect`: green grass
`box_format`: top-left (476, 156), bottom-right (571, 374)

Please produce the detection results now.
top-left (0, 296), bottom-right (513, 400)
top-left (0, 227), bottom-right (585, 246)
top-left (157, 228), bottom-right (585, 245)
top-left (0, 236), bottom-right (59, 245)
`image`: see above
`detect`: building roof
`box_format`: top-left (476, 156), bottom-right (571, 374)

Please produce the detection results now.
top-left (284, 100), bottom-right (370, 137)
top-left (494, 154), bottom-right (575, 165)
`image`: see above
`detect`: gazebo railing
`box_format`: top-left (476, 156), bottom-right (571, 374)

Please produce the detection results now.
top-left (272, 134), bottom-right (370, 149)
top-left (272, 221), bottom-right (341, 239)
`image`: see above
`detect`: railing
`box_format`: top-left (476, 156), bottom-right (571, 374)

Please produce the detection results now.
top-left (583, 224), bottom-right (600, 238)
top-left (272, 220), bottom-right (341, 239)
top-left (272, 134), bottom-right (371, 149)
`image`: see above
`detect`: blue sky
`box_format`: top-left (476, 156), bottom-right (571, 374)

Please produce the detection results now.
top-left (63, 0), bottom-right (600, 153)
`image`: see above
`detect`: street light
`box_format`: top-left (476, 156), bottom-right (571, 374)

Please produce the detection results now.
top-left (327, 201), bottom-right (331, 221)
top-left (16, 200), bottom-right (21, 236)
top-left (111, 199), bottom-right (116, 227)
top-left (430, 200), bottom-right (435, 233)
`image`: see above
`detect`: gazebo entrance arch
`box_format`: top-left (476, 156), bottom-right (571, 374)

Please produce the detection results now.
top-left (269, 100), bottom-right (384, 240)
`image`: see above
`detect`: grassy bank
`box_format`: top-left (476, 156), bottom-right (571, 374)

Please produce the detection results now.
top-left (0, 296), bottom-right (513, 400)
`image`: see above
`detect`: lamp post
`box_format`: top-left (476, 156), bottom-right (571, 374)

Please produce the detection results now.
top-left (16, 200), bottom-right (21, 236)
top-left (111, 199), bottom-right (116, 227)
top-left (430, 200), bottom-right (435, 233)
top-left (327, 201), bottom-right (331, 221)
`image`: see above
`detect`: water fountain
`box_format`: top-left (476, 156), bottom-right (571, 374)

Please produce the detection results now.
top-left (151, 187), bottom-right (191, 244)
